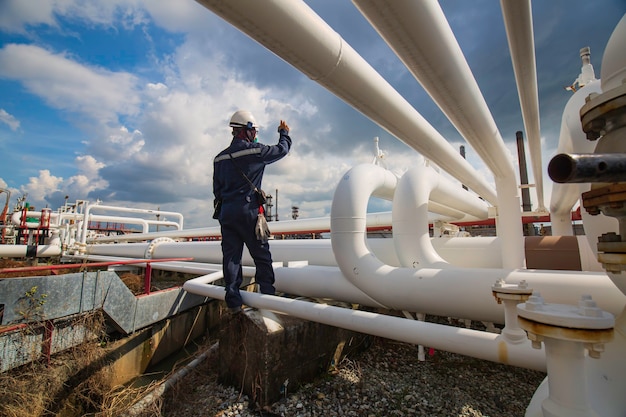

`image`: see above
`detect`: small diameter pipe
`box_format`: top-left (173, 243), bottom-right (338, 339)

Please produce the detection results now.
top-left (0, 244), bottom-right (61, 258)
top-left (549, 153), bottom-right (626, 184)
top-left (80, 204), bottom-right (184, 245)
top-left (182, 275), bottom-right (546, 371)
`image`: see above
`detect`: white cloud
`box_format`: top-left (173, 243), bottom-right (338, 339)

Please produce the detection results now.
top-left (0, 44), bottom-right (141, 124)
top-left (2, 0), bottom-right (616, 229)
top-left (0, 0), bottom-right (147, 33)
top-left (0, 109), bottom-right (20, 131)
top-left (20, 155), bottom-right (109, 209)
top-left (21, 169), bottom-right (63, 203)
top-left (0, 0), bottom-right (56, 33)
top-left (75, 154), bottom-right (106, 179)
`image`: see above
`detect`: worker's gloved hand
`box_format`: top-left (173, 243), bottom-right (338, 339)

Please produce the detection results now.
top-left (278, 120), bottom-right (289, 134)
top-left (255, 213), bottom-right (271, 243)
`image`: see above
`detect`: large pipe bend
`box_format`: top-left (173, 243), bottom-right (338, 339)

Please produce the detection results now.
top-left (330, 164), bottom-right (397, 253)
top-left (393, 164), bottom-right (490, 267)
top-left (393, 165), bottom-right (449, 267)
top-left (331, 165), bottom-right (625, 321)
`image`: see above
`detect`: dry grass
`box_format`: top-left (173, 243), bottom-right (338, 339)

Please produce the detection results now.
top-left (120, 272), bottom-right (145, 294)
top-left (0, 311), bottom-right (168, 417)
top-left (0, 260), bottom-right (201, 416)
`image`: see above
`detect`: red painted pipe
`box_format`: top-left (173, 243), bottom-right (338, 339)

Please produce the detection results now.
top-left (0, 257), bottom-right (193, 274)
top-left (0, 323), bottom-right (27, 334)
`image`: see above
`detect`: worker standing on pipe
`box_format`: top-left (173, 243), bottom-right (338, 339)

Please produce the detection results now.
top-left (213, 110), bottom-right (292, 314)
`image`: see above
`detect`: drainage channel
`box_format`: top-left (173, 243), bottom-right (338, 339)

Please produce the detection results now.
top-left (123, 338), bottom-right (217, 416)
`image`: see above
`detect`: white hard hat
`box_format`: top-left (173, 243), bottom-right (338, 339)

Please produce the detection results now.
top-left (229, 110), bottom-right (258, 129)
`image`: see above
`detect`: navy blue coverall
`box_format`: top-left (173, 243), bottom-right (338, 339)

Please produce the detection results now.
top-left (213, 128), bottom-right (292, 309)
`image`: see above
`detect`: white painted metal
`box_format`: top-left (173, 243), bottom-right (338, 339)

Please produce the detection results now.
top-left (0, 244), bottom-right (61, 258)
top-left (330, 164), bottom-right (625, 321)
top-left (500, 0), bottom-right (545, 212)
top-left (183, 272), bottom-right (547, 371)
top-left (83, 235), bottom-right (624, 322)
top-left (431, 237), bottom-right (503, 269)
top-left (2, 4), bottom-right (624, 415)
top-left (518, 294), bottom-right (616, 417)
top-left (527, 16), bottom-right (626, 416)
top-left (600, 14), bottom-right (626, 92)
top-left (541, 339), bottom-right (602, 417)
top-left (492, 280), bottom-right (533, 343)
top-left (79, 203), bottom-right (184, 246)
top-left (351, 0), bottom-right (525, 268)
top-left (86, 235), bottom-right (511, 268)
top-left (549, 80), bottom-right (602, 236)
top-left (194, 0), bottom-right (498, 205)
top-left (393, 162), bottom-right (488, 267)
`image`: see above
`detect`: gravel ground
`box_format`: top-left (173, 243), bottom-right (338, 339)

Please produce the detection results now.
top-left (159, 333), bottom-right (545, 417)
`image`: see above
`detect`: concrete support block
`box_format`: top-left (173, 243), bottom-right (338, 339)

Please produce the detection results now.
top-left (218, 309), bottom-right (371, 408)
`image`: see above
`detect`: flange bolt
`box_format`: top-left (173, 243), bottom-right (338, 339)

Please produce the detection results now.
top-left (524, 292), bottom-right (544, 311)
top-left (578, 294), bottom-right (603, 318)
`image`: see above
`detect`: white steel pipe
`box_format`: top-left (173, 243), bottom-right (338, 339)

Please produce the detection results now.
top-left (82, 234), bottom-right (626, 323)
top-left (352, 0), bottom-right (524, 268)
top-left (500, 0), bottom-right (545, 211)
top-left (393, 165), bottom-right (446, 266)
top-left (88, 204), bottom-right (477, 245)
top-left (194, 0), bottom-right (498, 205)
top-left (80, 203), bottom-right (184, 244)
top-left (393, 163), bottom-right (488, 267)
top-left (10, 210), bottom-right (88, 227)
top-left (274, 263), bottom-right (389, 308)
top-left (0, 244), bottom-right (61, 258)
top-left (352, 0), bottom-right (516, 180)
top-left (330, 164), bottom-right (625, 320)
top-left (183, 275), bottom-right (546, 371)
top-left (89, 214), bottom-right (181, 232)
top-left (86, 236), bottom-right (510, 269)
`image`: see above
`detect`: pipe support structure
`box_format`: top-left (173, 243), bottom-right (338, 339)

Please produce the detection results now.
top-left (492, 279), bottom-right (533, 344)
top-left (518, 294), bottom-right (615, 417)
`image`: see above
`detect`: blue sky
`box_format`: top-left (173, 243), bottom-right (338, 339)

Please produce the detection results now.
top-left (0, 0), bottom-right (624, 228)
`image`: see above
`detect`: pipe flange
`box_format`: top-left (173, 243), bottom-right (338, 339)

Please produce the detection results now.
top-left (517, 293), bottom-right (614, 348)
top-left (517, 293), bottom-right (615, 329)
top-left (144, 237), bottom-right (175, 259)
top-left (582, 183), bottom-right (626, 216)
top-left (580, 81), bottom-right (626, 141)
top-left (491, 279), bottom-right (533, 304)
